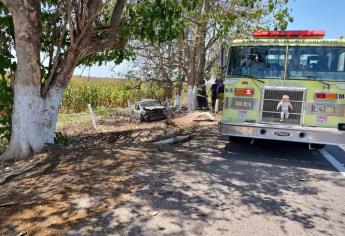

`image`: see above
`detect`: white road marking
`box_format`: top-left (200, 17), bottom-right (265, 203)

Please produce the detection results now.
top-left (320, 149), bottom-right (345, 177)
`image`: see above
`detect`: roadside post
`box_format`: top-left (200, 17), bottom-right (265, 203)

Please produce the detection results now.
top-left (127, 100), bottom-right (133, 121)
top-left (87, 104), bottom-right (97, 129)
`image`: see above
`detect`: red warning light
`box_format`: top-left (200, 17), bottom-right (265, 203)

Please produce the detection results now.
top-left (315, 92), bottom-right (337, 100)
top-left (235, 88), bottom-right (254, 96)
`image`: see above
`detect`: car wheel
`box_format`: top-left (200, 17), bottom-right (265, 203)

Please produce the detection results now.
top-left (139, 114), bottom-right (144, 123)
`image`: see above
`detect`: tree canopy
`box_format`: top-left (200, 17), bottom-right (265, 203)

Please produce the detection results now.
top-left (0, 0), bottom-right (293, 160)
top-left (0, 0), bottom-right (198, 160)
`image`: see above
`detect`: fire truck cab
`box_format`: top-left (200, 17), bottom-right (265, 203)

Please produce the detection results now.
top-left (219, 30), bottom-right (345, 145)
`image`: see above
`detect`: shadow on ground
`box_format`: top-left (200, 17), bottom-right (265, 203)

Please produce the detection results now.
top-left (66, 126), bottom-right (341, 235)
top-left (0, 124), bottom-right (342, 236)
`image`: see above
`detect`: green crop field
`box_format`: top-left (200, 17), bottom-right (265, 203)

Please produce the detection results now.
top-left (62, 76), bottom-right (176, 113)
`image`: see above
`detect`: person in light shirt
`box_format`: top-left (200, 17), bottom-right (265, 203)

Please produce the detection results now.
top-left (277, 95), bottom-right (293, 122)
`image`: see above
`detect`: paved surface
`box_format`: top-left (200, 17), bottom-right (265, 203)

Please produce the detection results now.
top-left (68, 123), bottom-right (345, 236)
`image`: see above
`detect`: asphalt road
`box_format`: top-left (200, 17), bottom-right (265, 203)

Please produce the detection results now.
top-left (67, 123), bottom-right (345, 236)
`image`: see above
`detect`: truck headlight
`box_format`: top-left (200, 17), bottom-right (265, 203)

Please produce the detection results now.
top-left (243, 101), bottom-right (252, 109)
top-left (232, 99), bottom-right (253, 109)
top-left (312, 104), bottom-right (335, 114)
top-left (234, 100), bottom-right (243, 107)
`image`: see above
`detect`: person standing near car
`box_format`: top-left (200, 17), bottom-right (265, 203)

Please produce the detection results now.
top-left (217, 79), bottom-right (224, 111)
top-left (210, 79), bottom-right (219, 113)
top-left (196, 79), bottom-right (208, 110)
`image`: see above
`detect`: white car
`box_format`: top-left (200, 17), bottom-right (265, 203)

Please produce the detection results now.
top-left (133, 99), bottom-right (168, 122)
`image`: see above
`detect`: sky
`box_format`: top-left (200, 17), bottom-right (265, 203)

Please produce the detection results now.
top-left (287, 0), bottom-right (345, 38)
top-left (73, 0), bottom-right (345, 78)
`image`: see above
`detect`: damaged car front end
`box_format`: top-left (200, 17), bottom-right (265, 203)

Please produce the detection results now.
top-left (134, 99), bottom-right (168, 122)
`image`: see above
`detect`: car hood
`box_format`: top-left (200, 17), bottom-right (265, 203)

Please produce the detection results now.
top-left (143, 105), bottom-right (165, 110)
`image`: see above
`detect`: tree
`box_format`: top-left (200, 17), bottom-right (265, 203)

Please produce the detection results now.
top-left (132, 41), bottom-right (180, 104)
top-left (0, 0), bottom-right (197, 161)
top-left (132, 0), bottom-right (292, 112)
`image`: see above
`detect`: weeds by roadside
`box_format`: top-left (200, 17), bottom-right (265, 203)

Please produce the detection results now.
top-left (0, 138), bottom-right (8, 153)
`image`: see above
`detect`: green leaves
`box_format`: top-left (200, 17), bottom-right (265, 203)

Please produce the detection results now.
top-left (273, 6), bottom-right (293, 30)
top-left (0, 18), bottom-right (15, 142)
top-left (54, 132), bottom-right (69, 146)
top-left (125, 0), bottom-right (198, 44)
top-left (0, 78), bottom-right (13, 141)
top-left (78, 0), bottom-right (198, 66)
top-left (79, 47), bottom-right (136, 67)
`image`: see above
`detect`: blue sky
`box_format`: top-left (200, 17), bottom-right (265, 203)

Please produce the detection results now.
top-left (74, 0), bottom-right (345, 78)
top-left (287, 0), bottom-right (345, 38)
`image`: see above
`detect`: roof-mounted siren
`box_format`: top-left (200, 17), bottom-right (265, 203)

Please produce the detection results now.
top-left (253, 30), bottom-right (326, 39)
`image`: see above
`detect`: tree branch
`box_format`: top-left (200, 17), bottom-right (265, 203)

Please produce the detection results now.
top-left (42, 22), bottom-right (67, 97)
top-left (0, 0), bottom-right (18, 9)
top-left (67, 0), bottom-right (75, 45)
top-left (73, 2), bottom-right (102, 50)
top-left (109, 0), bottom-right (127, 35)
top-left (205, 35), bottom-right (217, 50)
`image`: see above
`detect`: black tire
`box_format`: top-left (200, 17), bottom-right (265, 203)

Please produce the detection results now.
top-left (139, 114), bottom-right (144, 123)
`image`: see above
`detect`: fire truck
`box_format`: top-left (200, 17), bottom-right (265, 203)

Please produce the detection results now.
top-left (219, 30), bottom-right (345, 146)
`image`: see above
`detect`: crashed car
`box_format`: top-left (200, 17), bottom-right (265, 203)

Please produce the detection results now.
top-left (133, 99), bottom-right (168, 122)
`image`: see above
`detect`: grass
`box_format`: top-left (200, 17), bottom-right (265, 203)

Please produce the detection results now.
top-left (0, 138), bottom-right (8, 153)
top-left (57, 107), bottom-right (118, 128)
top-left (0, 108), bottom-right (119, 152)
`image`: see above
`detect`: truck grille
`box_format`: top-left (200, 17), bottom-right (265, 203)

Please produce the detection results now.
top-left (260, 88), bottom-right (305, 125)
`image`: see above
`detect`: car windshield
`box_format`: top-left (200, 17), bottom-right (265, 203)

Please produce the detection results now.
top-left (140, 100), bottom-right (161, 107)
top-left (228, 46), bottom-right (286, 79)
top-left (228, 45), bottom-right (345, 81)
top-left (287, 46), bottom-right (345, 81)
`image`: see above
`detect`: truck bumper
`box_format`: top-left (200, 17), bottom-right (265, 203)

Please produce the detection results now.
top-left (219, 120), bottom-right (345, 145)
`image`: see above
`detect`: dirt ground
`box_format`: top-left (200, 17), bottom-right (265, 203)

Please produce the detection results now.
top-left (2, 112), bottom-right (345, 236)
top-left (0, 112), bottom-right (218, 236)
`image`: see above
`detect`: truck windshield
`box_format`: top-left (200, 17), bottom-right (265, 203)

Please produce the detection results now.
top-left (228, 46), bottom-right (286, 79)
top-left (287, 46), bottom-right (345, 81)
top-left (228, 45), bottom-right (345, 81)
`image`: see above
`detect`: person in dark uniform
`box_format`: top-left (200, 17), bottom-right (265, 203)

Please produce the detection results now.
top-left (210, 79), bottom-right (219, 112)
top-left (196, 79), bottom-right (208, 110)
top-left (217, 79), bottom-right (224, 111)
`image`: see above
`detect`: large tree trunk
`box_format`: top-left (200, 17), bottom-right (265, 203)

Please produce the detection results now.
top-left (186, 40), bottom-right (197, 112)
top-left (195, 0), bottom-right (209, 84)
top-left (1, 86), bottom-right (64, 161)
top-left (185, 0), bottom-right (209, 113)
top-left (0, 0), bottom-right (127, 161)
top-left (0, 2), bottom-right (41, 161)
top-left (186, 84), bottom-right (194, 112)
top-left (0, 1), bottom-right (67, 161)
top-left (42, 87), bottom-right (65, 144)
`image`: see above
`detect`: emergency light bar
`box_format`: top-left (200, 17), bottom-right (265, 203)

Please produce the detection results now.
top-left (253, 30), bottom-right (325, 38)
top-left (235, 88), bottom-right (254, 96)
top-left (314, 92), bottom-right (337, 100)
